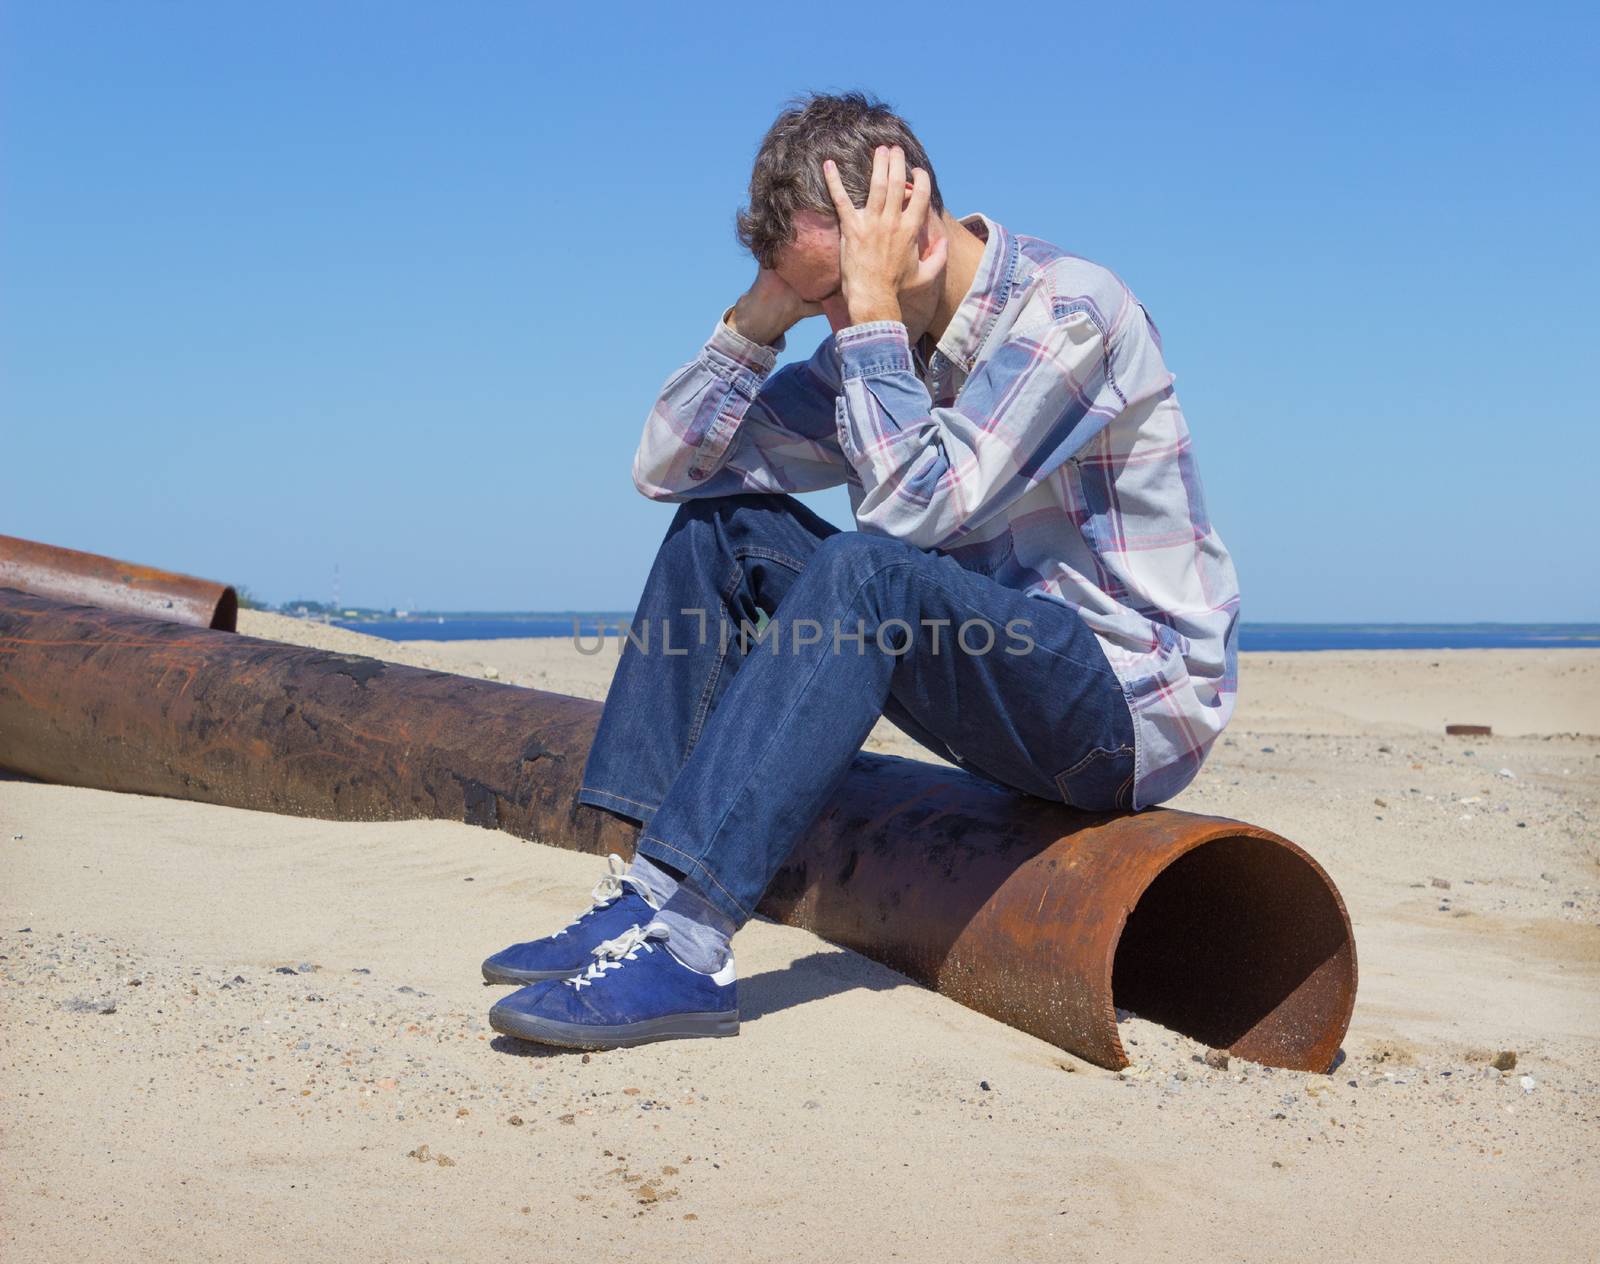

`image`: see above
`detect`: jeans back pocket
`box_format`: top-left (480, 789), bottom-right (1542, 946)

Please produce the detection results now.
top-left (1053, 743), bottom-right (1136, 812)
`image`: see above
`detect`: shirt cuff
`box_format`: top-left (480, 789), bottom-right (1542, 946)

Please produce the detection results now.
top-left (704, 307), bottom-right (784, 384)
top-left (836, 320), bottom-right (914, 381)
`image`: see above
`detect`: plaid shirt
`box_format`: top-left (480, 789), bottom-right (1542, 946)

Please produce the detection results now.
top-left (633, 213), bottom-right (1240, 808)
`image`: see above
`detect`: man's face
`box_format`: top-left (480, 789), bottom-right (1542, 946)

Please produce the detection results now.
top-left (772, 211), bottom-right (852, 333)
top-left (772, 208), bottom-right (946, 340)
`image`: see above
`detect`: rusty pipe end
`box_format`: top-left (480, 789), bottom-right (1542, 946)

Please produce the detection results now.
top-left (1103, 822), bottom-right (1357, 1073)
top-left (0, 534), bottom-right (237, 632)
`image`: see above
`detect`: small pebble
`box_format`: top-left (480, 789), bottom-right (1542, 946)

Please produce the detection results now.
top-left (1492, 1050), bottom-right (1518, 1072)
top-left (62, 997), bottom-right (117, 1015)
top-left (1519, 1076), bottom-right (1536, 1093)
top-left (1203, 1049), bottom-right (1231, 1071)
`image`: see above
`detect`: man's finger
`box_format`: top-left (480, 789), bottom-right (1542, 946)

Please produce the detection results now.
top-left (906, 166), bottom-right (932, 226)
top-left (865, 145), bottom-right (888, 214)
top-left (885, 146), bottom-right (906, 214)
top-left (822, 158), bottom-right (855, 220)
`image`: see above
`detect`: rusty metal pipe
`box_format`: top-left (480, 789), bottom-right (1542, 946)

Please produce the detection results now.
top-left (0, 589), bottom-right (1356, 1071)
top-left (0, 534), bottom-right (238, 630)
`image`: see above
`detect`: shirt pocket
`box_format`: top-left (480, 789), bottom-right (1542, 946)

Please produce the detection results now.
top-left (1049, 299), bottom-right (1107, 345)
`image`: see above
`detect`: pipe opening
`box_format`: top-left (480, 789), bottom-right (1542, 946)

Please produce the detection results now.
top-left (1111, 834), bottom-right (1352, 1065)
top-left (211, 587), bottom-right (239, 632)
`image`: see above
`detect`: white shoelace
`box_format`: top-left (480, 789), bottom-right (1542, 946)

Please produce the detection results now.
top-left (564, 920), bottom-right (670, 990)
top-left (550, 853), bottom-right (635, 938)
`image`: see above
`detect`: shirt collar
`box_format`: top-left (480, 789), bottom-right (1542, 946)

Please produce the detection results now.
top-left (933, 212), bottom-right (1018, 374)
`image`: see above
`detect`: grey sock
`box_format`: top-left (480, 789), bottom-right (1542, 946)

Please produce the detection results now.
top-left (655, 881), bottom-right (737, 974)
top-left (625, 853), bottom-right (679, 908)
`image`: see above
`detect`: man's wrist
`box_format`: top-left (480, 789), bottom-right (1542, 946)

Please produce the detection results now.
top-left (710, 306), bottom-right (781, 376)
top-left (727, 299), bottom-right (787, 347)
top-left (847, 290), bottom-right (902, 326)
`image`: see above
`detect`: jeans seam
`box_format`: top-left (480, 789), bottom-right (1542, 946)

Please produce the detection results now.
top-left (636, 834), bottom-right (754, 919)
top-left (686, 544), bottom-right (814, 756)
top-left (683, 592), bottom-right (732, 758)
top-left (1116, 767), bottom-right (1136, 811)
top-left (578, 785), bottom-right (660, 815)
top-left (732, 544), bottom-right (810, 572)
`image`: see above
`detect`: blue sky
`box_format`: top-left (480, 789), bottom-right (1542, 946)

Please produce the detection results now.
top-left (3, 2), bottom-right (1595, 619)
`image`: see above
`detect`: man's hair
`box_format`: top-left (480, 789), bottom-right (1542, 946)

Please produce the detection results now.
top-left (735, 91), bottom-right (945, 269)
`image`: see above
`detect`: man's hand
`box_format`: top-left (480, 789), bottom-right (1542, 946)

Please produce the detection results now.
top-left (728, 269), bottom-right (821, 346)
top-left (823, 145), bottom-right (947, 327)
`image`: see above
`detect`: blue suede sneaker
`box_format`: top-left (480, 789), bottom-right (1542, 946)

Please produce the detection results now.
top-left (488, 921), bottom-right (738, 1049)
top-left (480, 854), bottom-right (659, 985)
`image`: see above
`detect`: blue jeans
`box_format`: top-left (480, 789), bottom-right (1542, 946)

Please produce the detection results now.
top-left (576, 494), bottom-right (1138, 928)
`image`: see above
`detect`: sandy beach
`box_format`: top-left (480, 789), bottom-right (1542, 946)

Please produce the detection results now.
top-left (3, 613), bottom-right (1596, 1262)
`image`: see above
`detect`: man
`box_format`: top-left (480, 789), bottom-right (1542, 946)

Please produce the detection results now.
top-left (485, 92), bottom-right (1239, 1050)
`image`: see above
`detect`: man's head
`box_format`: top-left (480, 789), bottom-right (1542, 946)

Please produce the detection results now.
top-left (736, 92), bottom-right (947, 333)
